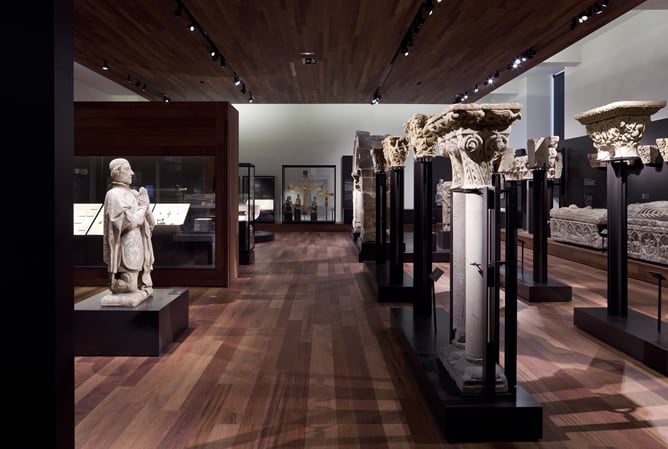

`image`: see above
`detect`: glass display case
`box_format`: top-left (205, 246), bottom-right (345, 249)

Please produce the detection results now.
top-left (239, 163), bottom-right (256, 264)
top-left (282, 165), bottom-right (336, 223)
top-left (254, 176), bottom-right (276, 223)
top-left (73, 155), bottom-right (216, 268)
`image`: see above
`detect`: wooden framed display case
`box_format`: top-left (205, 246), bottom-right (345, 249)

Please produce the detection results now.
top-left (239, 163), bottom-right (256, 265)
top-left (254, 176), bottom-right (276, 223)
top-left (282, 165), bottom-right (336, 223)
top-left (74, 102), bottom-right (239, 287)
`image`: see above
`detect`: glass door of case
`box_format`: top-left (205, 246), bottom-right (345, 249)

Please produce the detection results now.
top-left (282, 165), bottom-right (336, 223)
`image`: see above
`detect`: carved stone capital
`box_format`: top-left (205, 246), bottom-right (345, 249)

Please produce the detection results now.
top-left (383, 135), bottom-right (409, 168)
top-left (440, 133), bottom-right (465, 188)
top-left (657, 138), bottom-right (668, 162)
top-left (637, 145), bottom-right (660, 165)
top-left (574, 100), bottom-right (666, 161)
top-left (403, 113), bottom-right (437, 158)
top-left (438, 103), bottom-right (521, 188)
top-left (370, 135), bottom-right (388, 173)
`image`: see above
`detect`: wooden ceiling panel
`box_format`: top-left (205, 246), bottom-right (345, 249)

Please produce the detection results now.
top-left (74, 0), bottom-right (648, 104)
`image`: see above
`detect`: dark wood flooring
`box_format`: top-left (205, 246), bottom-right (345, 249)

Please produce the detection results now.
top-left (74, 232), bottom-right (668, 448)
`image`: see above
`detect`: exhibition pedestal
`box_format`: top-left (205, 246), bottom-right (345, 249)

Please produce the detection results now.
top-left (500, 268), bottom-right (572, 302)
top-left (574, 307), bottom-right (668, 375)
top-left (75, 288), bottom-right (189, 356)
top-left (362, 261), bottom-right (413, 302)
top-left (390, 307), bottom-right (542, 442)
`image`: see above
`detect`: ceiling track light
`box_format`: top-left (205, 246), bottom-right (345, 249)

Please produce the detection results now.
top-left (142, 84), bottom-right (147, 92)
top-left (248, 92), bottom-right (254, 103)
top-left (162, 95), bottom-right (171, 102)
top-left (370, 88), bottom-right (381, 105)
top-left (127, 74), bottom-right (132, 83)
top-left (569, 1), bottom-right (608, 31)
top-left (102, 60), bottom-right (109, 71)
top-left (175, 1), bottom-right (254, 103)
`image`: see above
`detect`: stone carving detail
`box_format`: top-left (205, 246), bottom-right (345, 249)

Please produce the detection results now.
top-left (437, 103), bottom-right (522, 188)
top-left (370, 135), bottom-right (388, 173)
top-left (382, 136), bottom-right (409, 168)
top-left (351, 169), bottom-right (362, 236)
top-left (574, 100), bottom-right (666, 161)
top-left (497, 136), bottom-right (562, 181)
top-left (657, 138), bottom-right (668, 161)
top-left (353, 131), bottom-right (376, 243)
top-left (549, 205), bottom-right (608, 249)
top-left (436, 179), bottom-right (453, 231)
top-left (549, 202), bottom-right (668, 264)
top-left (403, 113), bottom-right (437, 159)
top-left (440, 135), bottom-right (464, 188)
top-left (627, 201), bottom-right (668, 265)
top-left (637, 145), bottom-right (660, 165)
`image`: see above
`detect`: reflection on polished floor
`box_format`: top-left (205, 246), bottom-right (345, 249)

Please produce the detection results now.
top-left (74, 232), bottom-right (668, 449)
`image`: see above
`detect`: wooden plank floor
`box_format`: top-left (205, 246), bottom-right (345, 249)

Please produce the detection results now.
top-left (74, 232), bottom-right (668, 449)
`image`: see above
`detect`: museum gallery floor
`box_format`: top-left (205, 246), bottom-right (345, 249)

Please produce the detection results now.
top-left (74, 232), bottom-right (668, 449)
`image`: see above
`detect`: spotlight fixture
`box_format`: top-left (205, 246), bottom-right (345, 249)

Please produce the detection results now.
top-left (473, 84), bottom-right (479, 93)
top-left (127, 74), bottom-right (132, 83)
top-left (210, 48), bottom-right (218, 61)
top-left (486, 75), bottom-right (494, 85)
top-left (102, 60), bottom-right (109, 71)
top-left (370, 88), bottom-right (381, 105)
top-left (240, 82), bottom-right (247, 94)
top-left (142, 84), bottom-right (147, 92)
top-left (233, 73), bottom-right (241, 86)
top-left (220, 57), bottom-right (226, 67)
top-left (188, 22), bottom-right (196, 32)
top-left (248, 92), bottom-right (254, 103)
top-left (162, 95), bottom-right (171, 102)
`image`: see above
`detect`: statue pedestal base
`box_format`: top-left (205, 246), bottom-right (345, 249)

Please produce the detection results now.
top-left (75, 288), bottom-right (189, 356)
top-left (500, 267), bottom-right (572, 302)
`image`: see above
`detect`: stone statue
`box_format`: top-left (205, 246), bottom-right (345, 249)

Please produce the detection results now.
top-left (294, 193), bottom-right (302, 222)
top-left (436, 179), bottom-right (452, 231)
top-left (284, 195), bottom-right (293, 222)
top-left (102, 158), bottom-right (155, 307)
top-left (311, 196), bottom-right (318, 221)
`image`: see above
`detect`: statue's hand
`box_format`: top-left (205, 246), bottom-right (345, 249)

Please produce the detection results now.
top-left (137, 187), bottom-right (150, 208)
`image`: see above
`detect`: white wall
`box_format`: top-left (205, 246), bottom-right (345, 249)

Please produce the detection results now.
top-left (564, 10), bottom-right (668, 138)
top-left (232, 103), bottom-right (448, 216)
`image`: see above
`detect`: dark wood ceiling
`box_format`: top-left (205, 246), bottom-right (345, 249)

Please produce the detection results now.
top-left (74, 0), bottom-right (647, 104)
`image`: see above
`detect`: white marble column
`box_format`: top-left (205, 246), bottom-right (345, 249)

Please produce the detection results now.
top-left (437, 103), bottom-right (522, 393)
top-left (441, 134), bottom-right (466, 346)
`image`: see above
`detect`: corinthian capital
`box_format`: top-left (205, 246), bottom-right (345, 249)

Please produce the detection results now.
top-left (574, 100), bottom-right (666, 161)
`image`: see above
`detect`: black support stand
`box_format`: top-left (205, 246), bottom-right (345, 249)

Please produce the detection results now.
top-left (363, 166), bottom-right (413, 302)
top-left (413, 156), bottom-right (433, 317)
top-left (375, 170), bottom-right (387, 264)
top-left (574, 160), bottom-right (668, 375)
top-left (502, 169), bottom-right (572, 302)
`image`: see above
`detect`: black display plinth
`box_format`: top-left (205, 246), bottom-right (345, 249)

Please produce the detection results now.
top-left (574, 307), bottom-right (668, 375)
top-left (500, 269), bottom-right (572, 302)
top-left (358, 241), bottom-right (377, 262)
top-left (254, 230), bottom-right (274, 243)
top-left (362, 261), bottom-right (413, 302)
top-left (436, 230), bottom-right (450, 250)
top-left (390, 307), bottom-right (543, 442)
top-left (75, 288), bottom-right (189, 356)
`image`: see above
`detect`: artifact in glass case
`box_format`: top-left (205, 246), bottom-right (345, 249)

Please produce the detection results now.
top-left (73, 203), bottom-right (102, 235)
top-left (283, 165), bottom-right (336, 223)
top-left (73, 155), bottom-right (217, 269)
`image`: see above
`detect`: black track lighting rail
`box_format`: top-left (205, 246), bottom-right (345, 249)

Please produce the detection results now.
top-left (175, 0), bottom-right (255, 103)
